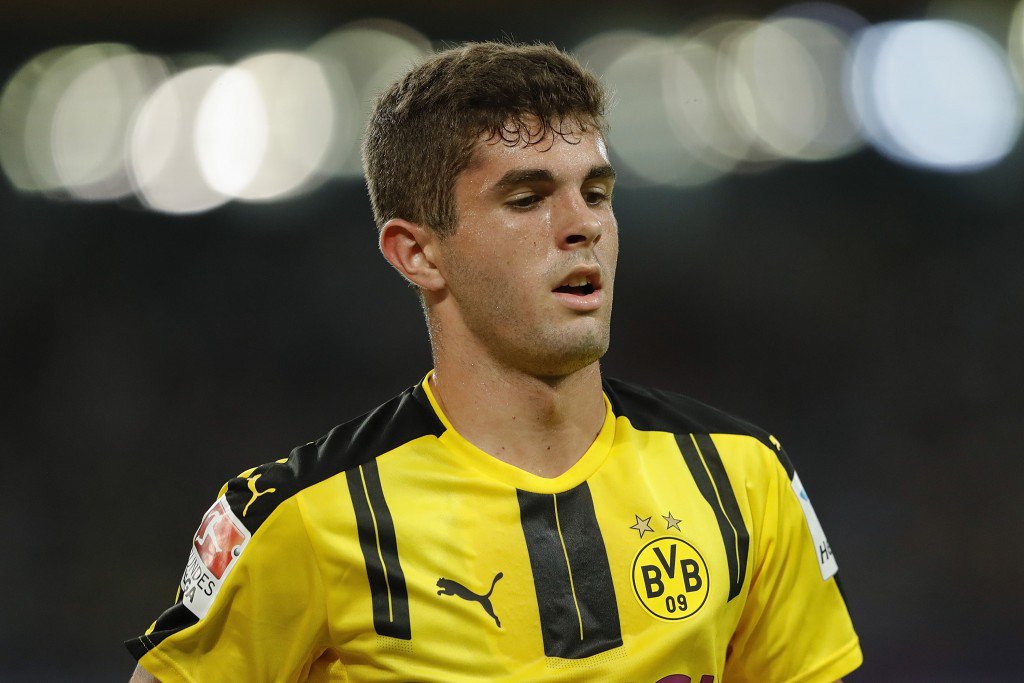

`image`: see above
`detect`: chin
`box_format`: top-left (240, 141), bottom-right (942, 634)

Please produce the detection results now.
top-left (519, 334), bottom-right (610, 378)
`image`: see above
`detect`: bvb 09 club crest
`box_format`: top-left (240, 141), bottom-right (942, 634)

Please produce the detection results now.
top-left (632, 537), bottom-right (710, 620)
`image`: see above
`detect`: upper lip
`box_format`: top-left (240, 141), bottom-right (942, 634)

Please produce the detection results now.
top-left (553, 265), bottom-right (603, 291)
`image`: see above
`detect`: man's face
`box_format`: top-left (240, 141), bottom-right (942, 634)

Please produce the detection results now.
top-left (436, 123), bottom-right (618, 378)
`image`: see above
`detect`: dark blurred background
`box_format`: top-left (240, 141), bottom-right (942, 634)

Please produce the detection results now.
top-left (2, 0), bottom-right (1023, 680)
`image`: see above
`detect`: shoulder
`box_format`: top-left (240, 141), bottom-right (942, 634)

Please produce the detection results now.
top-left (220, 379), bottom-right (444, 533)
top-left (602, 376), bottom-right (794, 475)
top-left (602, 375), bottom-right (771, 440)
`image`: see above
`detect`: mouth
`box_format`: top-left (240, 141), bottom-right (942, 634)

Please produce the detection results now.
top-left (551, 267), bottom-right (603, 311)
top-left (553, 281), bottom-right (596, 297)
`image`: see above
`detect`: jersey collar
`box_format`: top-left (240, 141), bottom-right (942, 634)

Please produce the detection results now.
top-left (420, 370), bottom-right (617, 494)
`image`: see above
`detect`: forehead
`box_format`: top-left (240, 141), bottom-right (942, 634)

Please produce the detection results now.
top-left (463, 125), bottom-right (611, 184)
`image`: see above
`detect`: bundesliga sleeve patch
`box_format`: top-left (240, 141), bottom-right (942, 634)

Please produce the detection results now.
top-left (180, 496), bottom-right (251, 619)
top-left (790, 473), bottom-right (839, 581)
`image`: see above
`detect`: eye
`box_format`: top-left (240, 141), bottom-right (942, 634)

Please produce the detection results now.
top-left (584, 188), bottom-right (610, 206)
top-left (507, 194), bottom-right (540, 209)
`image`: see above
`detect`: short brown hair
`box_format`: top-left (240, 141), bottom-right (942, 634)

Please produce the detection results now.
top-left (362, 41), bottom-right (607, 238)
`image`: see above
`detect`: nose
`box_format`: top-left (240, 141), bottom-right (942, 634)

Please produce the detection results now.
top-left (555, 191), bottom-right (603, 250)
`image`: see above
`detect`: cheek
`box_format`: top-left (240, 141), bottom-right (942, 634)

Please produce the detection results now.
top-left (488, 263), bottom-right (537, 311)
top-left (451, 249), bottom-right (525, 309)
top-left (485, 237), bottom-right (543, 287)
top-left (603, 224), bottom-right (620, 268)
top-left (445, 216), bottom-right (550, 308)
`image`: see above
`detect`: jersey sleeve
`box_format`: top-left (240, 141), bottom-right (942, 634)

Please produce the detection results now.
top-left (724, 441), bottom-right (862, 683)
top-left (124, 487), bottom-right (334, 682)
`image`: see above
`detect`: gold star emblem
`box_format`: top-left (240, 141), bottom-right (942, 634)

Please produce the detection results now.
top-left (662, 511), bottom-right (682, 531)
top-left (630, 514), bottom-right (653, 538)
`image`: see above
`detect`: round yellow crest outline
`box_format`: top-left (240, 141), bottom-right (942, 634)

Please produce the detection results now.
top-left (631, 536), bottom-right (710, 621)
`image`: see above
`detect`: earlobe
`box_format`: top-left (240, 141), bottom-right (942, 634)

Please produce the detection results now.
top-left (379, 218), bottom-right (447, 292)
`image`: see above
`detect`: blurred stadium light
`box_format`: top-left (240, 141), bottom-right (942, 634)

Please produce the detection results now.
top-left (658, 36), bottom-right (739, 181)
top-left (580, 31), bottom-right (726, 187)
top-left (307, 19), bottom-right (431, 179)
top-left (3, 7), bottom-right (1024, 211)
top-left (779, 1), bottom-right (868, 34)
top-left (51, 50), bottom-right (167, 200)
top-left (850, 20), bottom-right (1021, 171)
top-left (726, 17), bottom-right (862, 161)
top-left (129, 64), bottom-right (233, 214)
top-left (23, 44), bottom-right (137, 194)
top-left (0, 43), bottom-right (167, 198)
top-left (1007, 0), bottom-right (1024, 96)
top-left (1, 45), bottom-right (77, 192)
top-left (690, 18), bottom-right (782, 170)
top-left (194, 63), bottom-right (271, 200)
top-left (195, 52), bottom-right (335, 201)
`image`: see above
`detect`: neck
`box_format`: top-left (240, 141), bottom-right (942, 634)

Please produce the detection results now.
top-left (429, 334), bottom-right (606, 479)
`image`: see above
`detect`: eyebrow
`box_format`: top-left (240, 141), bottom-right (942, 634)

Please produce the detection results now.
top-left (490, 164), bottom-right (616, 193)
top-left (585, 164), bottom-right (616, 182)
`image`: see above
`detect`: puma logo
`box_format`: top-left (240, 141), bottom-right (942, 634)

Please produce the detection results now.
top-left (242, 473), bottom-right (276, 517)
top-left (436, 572), bottom-right (503, 628)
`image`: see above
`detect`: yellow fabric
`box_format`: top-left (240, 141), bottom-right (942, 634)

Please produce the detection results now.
top-left (138, 376), bottom-right (860, 682)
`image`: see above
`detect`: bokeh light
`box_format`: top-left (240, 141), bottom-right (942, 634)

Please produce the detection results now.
top-left (575, 14), bottom-right (867, 187)
top-left (726, 21), bottom-right (825, 160)
top-left (660, 38), bottom-right (737, 180)
top-left (27, 45), bottom-right (140, 195)
top-left (1010, 0), bottom-right (1024, 92)
top-left (195, 52), bottom-right (335, 202)
top-left (130, 65), bottom-right (232, 214)
top-left (1, 44), bottom-right (149, 196)
top-left (594, 34), bottom-right (720, 187)
top-left (573, 29), bottom-right (651, 77)
top-left (308, 19), bottom-right (430, 178)
top-left (194, 65), bottom-right (268, 199)
top-left (52, 52), bottom-right (168, 200)
top-left (778, 1), bottom-right (869, 35)
top-left (727, 17), bottom-right (861, 161)
top-left (0, 46), bottom-right (78, 192)
top-left (692, 18), bottom-right (780, 169)
top-left (3, 11), bottom-right (1024, 209)
top-left (850, 20), bottom-right (1022, 171)
top-left (241, 52), bottom-right (333, 200)
top-left (208, 52), bottom-right (334, 201)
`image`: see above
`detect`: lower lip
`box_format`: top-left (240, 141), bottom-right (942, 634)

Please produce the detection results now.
top-left (552, 289), bottom-right (603, 311)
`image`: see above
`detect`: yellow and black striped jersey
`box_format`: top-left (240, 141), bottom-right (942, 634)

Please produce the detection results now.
top-left (126, 372), bottom-right (861, 682)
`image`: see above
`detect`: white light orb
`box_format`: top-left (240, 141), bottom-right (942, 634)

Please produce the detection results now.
top-left (851, 20), bottom-right (1022, 171)
top-left (130, 65), bottom-right (232, 214)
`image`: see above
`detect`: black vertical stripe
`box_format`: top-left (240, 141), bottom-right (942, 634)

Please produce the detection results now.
top-left (360, 460), bottom-right (411, 633)
top-left (555, 485), bottom-right (623, 652)
top-left (692, 433), bottom-right (750, 600)
top-left (346, 462), bottom-right (411, 639)
top-left (517, 484), bottom-right (623, 659)
top-left (676, 434), bottom-right (749, 601)
top-left (518, 490), bottom-right (577, 655)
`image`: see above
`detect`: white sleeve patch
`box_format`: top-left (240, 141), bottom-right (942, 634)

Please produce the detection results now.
top-left (790, 473), bottom-right (839, 581)
top-left (180, 497), bottom-right (252, 619)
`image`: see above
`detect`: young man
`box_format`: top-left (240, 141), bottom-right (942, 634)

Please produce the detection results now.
top-left (128, 42), bottom-right (861, 682)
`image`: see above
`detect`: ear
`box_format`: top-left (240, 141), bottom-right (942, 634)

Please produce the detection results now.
top-left (379, 218), bottom-right (446, 292)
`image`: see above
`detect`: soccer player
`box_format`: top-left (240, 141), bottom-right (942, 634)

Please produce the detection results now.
top-left (128, 42), bottom-right (862, 682)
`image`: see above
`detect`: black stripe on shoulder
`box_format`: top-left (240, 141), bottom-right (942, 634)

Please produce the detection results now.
top-left (603, 377), bottom-right (769, 441)
top-left (603, 377), bottom-right (793, 472)
top-left (604, 377), bottom-right (796, 478)
top-left (124, 600), bottom-right (197, 660)
top-left (124, 381), bottom-right (442, 658)
top-left (223, 380), bottom-right (444, 532)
